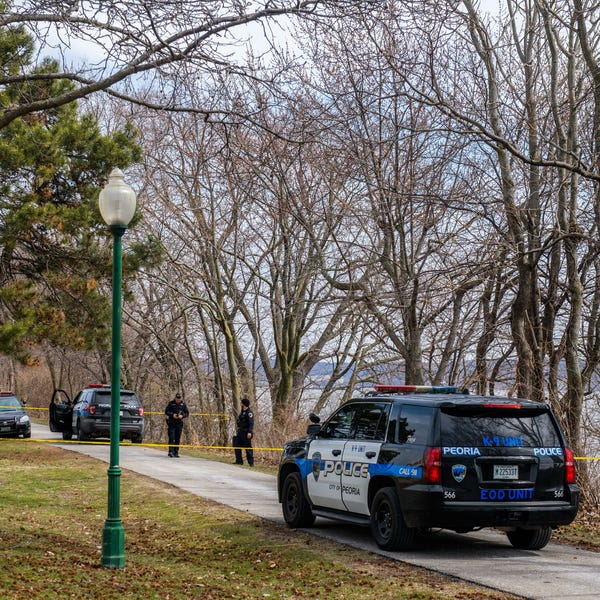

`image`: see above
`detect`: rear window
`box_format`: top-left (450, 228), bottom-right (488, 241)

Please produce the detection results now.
top-left (93, 391), bottom-right (141, 405)
top-left (441, 408), bottom-right (562, 448)
top-left (399, 405), bottom-right (435, 444)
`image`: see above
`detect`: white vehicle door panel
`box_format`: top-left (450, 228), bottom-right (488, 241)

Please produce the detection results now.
top-left (341, 441), bottom-right (381, 515)
top-left (306, 439), bottom-right (347, 510)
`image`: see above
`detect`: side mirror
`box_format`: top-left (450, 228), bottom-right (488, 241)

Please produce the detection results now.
top-left (307, 423), bottom-right (321, 436)
top-left (21, 398), bottom-right (27, 406)
top-left (309, 412), bottom-right (320, 424)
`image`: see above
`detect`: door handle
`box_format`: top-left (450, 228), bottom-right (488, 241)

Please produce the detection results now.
top-left (366, 451), bottom-right (376, 459)
top-left (332, 449), bottom-right (342, 456)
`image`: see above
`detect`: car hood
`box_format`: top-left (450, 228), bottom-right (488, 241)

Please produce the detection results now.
top-left (0, 409), bottom-right (27, 418)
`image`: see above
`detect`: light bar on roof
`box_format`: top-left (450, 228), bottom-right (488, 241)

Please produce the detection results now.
top-left (374, 384), bottom-right (459, 394)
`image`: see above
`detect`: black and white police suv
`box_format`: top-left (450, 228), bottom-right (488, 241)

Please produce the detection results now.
top-left (277, 385), bottom-right (579, 551)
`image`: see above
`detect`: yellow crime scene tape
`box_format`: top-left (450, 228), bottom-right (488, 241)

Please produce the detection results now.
top-left (144, 411), bottom-right (229, 419)
top-left (1, 406), bottom-right (230, 419)
top-left (0, 406), bottom-right (263, 449)
top-left (0, 438), bottom-right (283, 452)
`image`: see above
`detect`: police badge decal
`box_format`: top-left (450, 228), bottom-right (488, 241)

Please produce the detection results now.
top-left (312, 452), bottom-right (322, 482)
top-left (452, 464), bottom-right (467, 483)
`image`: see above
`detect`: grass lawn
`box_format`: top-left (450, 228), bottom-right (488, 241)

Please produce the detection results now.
top-left (0, 441), bottom-right (521, 599)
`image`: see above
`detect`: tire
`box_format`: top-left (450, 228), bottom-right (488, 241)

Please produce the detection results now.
top-left (62, 430), bottom-right (73, 440)
top-left (281, 472), bottom-right (316, 528)
top-left (23, 432), bottom-right (31, 439)
top-left (370, 486), bottom-right (415, 550)
top-left (76, 421), bottom-right (89, 442)
top-left (506, 527), bottom-right (552, 550)
top-left (132, 434), bottom-right (143, 444)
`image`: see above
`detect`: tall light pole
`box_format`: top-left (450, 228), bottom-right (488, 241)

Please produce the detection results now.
top-left (98, 168), bottom-right (136, 569)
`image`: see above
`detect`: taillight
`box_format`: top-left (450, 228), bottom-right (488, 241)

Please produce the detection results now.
top-left (88, 404), bottom-right (96, 415)
top-left (564, 448), bottom-right (576, 484)
top-left (424, 447), bottom-right (442, 484)
top-left (138, 407), bottom-right (144, 416)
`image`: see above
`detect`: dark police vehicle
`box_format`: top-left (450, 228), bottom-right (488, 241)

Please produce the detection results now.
top-left (278, 385), bottom-right (579, 551)
top-left (50, 384), bottom-right (144, 443)
top-left (0, 391), bottom-right (31, 438)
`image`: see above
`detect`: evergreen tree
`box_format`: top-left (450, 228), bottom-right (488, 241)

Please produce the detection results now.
top-left (0, 20), bottom-right (146, 361)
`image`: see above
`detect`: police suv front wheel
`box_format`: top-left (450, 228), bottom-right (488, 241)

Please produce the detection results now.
top-left (506, 527), bottom-right (552, 550)
top-left (370, 486), bottom-right (415, 550)
top-left (282, 472), bottom-right (316, 528)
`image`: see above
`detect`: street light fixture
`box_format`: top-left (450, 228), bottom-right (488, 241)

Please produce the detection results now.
top-left (98, 167), bottom-right (136, 569)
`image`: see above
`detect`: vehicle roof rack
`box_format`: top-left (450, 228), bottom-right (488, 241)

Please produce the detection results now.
top-left (372, 384), bottom-right (466, 395)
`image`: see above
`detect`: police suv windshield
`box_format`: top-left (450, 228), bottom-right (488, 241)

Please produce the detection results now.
top-left (0, 396), bottom-right (22, 411)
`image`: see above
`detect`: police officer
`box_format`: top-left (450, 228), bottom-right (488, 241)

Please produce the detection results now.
top-left (165, 393), bottom-right (189, 457)
top-left (233, 398), bottom-right (254, 466)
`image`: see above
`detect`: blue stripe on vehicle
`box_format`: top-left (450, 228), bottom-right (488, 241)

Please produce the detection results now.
top-left (295, 457), bottom-right (313, 478)
top-left (369, 463), bottom-right (422, 479)
top-left (294, 457), bottom-right (422, 480)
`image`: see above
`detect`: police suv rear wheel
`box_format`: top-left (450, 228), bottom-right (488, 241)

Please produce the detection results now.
top-left (370, 486), bottom-right (415, 550)
top-left (506, 526), bottom-right (552, 550)
top-left (76, 421), bottom-right (89, 442)
top-left (282, 472), bottom-right (316, 528)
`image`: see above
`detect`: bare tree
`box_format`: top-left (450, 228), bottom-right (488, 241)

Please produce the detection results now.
top-left (1, 0), bottom-right (374, 129)
top-left (293, 10), bottom-right (499, 386)
top-left (379, 0), bottom-right (600, 451)
top-left (228, 103), bottom-right (367, 418)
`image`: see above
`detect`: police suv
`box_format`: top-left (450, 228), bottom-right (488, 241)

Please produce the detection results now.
top-left (277, 385), bottom-right (579, 551)
top-left (49, 384), bottom-right (144, 443)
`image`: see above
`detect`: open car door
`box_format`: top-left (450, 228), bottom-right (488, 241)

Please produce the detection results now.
top-left (49, 389), bottom-right (73, 440)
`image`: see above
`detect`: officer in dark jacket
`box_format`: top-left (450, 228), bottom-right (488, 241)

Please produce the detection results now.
top-left (165, 393), bottom-right (189, 457)
top-left (233, 398), bottom-right (254, 466)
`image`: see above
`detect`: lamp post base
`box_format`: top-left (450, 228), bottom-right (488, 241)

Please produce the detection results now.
top-left (101, 464), bottom-right (125, 569)
top-left (101, 519), bottom-right (125, 569)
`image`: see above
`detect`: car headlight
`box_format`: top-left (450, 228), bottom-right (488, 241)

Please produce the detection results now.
top-left (19, 415), bottom-right (30, 424)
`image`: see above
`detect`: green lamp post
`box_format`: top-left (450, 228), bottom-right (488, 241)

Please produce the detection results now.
top-left (98, 168), bottom-right (137, 569)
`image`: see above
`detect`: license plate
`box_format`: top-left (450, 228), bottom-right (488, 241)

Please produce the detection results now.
top-left (120, 411), bottom-right (123, 416)
top-left (494, 465), bottom-right (518, 480)
top-left (0, 426), bottom-right (10, 432)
